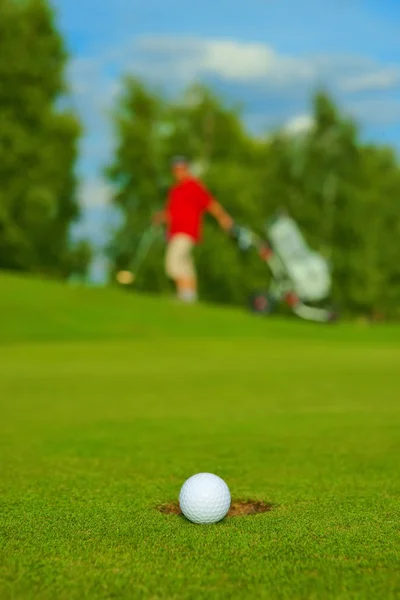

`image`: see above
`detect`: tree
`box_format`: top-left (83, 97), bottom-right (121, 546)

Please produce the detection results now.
top-left (352, 144), bottom-right (400, 319)
top-left (105, 77), bottom-right (169, 291)
top-left (0, 0), bottom-right (87, 277)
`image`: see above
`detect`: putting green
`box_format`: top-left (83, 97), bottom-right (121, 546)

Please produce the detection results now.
top-left (0, 274), bottom-right (399, 599)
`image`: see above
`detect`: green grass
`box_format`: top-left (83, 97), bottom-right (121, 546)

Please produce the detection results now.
top-left (0, 273), bottom-right (399, 599)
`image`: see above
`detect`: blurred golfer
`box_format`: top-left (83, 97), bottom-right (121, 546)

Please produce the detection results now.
top-left (153, 156), bottom-right (233, 303)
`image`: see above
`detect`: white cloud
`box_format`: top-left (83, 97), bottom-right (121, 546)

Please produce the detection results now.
top-left (133, 36), bottom-right (316, 85)
top-left (339, 67), bottom-right (400, 93)
top-left (68, 36), bottom-right (400, 124)
top-left (283, 114), bottom-right (314, 135)
top-left (77, 178), bottom-right (114, 208)
top-left (130, 36), bottom-right (400, 95)
top-left (200, 39), bottom-right (276, 81)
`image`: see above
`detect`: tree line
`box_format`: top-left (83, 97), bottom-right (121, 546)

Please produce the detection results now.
top-left (106, 78), bottom-right (400, 319)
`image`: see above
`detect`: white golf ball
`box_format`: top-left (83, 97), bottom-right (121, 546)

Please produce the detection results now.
top-left (179, 473), bottom-right (231, 524)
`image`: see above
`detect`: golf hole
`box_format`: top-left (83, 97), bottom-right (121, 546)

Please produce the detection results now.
top-left (158, 500), bottom-right (273, 518)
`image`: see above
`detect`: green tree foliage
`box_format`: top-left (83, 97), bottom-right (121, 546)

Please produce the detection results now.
top-left (107, 79), bottom-right (400, 319)
top-left (0, 0), bottom-right (90, 277)
top-left (105, 77), bottom-right (168, 291)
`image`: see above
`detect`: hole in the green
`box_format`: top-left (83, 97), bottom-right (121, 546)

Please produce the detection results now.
top-left (157, 500), bottom-right (274, 518)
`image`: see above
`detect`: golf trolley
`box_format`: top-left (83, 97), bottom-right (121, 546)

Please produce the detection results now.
top-left (231, 212), bottom-right (337, 323)
top-left (114, 211), bottom-right (337, 323)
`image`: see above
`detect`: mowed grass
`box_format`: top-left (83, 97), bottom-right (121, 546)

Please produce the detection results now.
top-left (0, 274), bottom-right (399, 599)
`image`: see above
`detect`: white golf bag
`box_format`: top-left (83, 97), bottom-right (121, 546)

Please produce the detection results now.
top-left (232, 212), bottom-right (336, 323)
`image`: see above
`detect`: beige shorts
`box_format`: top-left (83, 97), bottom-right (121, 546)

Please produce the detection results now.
top-left (165, 234), bottom-right (196, 280)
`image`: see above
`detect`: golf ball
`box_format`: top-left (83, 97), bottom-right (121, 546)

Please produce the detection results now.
top-left (179, 473), bottom-right (231, 524)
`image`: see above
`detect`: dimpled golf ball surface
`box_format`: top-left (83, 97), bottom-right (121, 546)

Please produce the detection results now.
top-left (179, 473), bottom-right (231, 524)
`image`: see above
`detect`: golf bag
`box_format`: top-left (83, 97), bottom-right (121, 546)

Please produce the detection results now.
top-left (231, 212), bottom-right (337, 323)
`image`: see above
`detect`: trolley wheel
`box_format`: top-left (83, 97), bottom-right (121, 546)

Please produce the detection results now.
top-left (248, 291), bottom-right (276, 315)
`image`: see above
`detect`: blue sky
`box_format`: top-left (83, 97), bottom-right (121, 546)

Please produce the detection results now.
top-left (51, 0), bottom-right (400, 274)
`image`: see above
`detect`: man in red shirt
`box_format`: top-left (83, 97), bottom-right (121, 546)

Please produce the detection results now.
top-left (153, 157), bottom-right (233, 303)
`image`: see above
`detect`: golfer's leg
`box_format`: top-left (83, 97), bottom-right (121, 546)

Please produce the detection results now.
top-left (177, 236), bottom-right (197, 302)
top-left (165, 235), bottom-right (197, 302)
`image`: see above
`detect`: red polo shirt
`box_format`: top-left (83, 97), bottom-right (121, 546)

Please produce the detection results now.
top-left (166, 178), bottom-right (214, 243)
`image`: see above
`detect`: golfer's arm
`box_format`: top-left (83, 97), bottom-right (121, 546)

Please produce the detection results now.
top-left (208, 200), bottom-right (233, 229)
